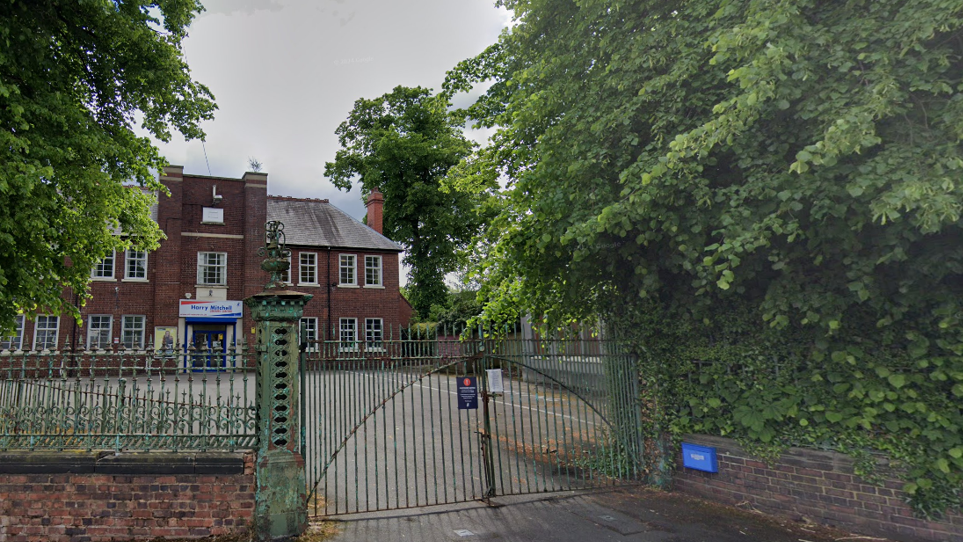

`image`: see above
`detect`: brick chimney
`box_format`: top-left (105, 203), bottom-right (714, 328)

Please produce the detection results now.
top-left (366, 188), bottom-right (384, 234)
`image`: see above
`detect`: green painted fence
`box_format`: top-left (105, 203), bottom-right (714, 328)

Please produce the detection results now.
top-left (0, 344), bottom-right (256, 451)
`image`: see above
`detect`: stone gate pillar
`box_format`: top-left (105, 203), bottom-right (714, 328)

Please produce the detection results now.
top-left (246, 221), bottom-right (312, 541)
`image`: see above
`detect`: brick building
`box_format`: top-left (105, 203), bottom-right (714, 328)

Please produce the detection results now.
top-left (1, 167), bottom-right (413, 357)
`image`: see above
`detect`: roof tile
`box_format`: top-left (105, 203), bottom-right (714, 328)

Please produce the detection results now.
top-left (267, 197), bottom-right (402, 252)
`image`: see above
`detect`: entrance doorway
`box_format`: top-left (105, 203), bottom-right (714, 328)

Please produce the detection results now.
top-left (190, 326), bottom-right (228, 369)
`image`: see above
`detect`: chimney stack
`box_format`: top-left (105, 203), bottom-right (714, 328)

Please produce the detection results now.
top-left (366, 188), bottom-right (384, 234)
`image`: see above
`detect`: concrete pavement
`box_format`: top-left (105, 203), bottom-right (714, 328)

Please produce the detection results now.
top-left (311, 486), bottom-right (889, 542)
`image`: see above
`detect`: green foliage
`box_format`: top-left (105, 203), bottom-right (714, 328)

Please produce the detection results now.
top-left (325, 86), bottom-right (491, 318)
top-left (444, 0), bottom-right (963, 515)
top-left (624, 301), bottom-right (963, 518)
top-left (0, 0), bottom-right (216, 330)
top-left (573, 431), bottom-right (636, 480)
top-left (426, 288), bottom-right (484, 331)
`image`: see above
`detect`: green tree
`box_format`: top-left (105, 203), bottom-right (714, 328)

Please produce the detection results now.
top-left (325, 86), bottom-right (482, 318)
top-left (445, 0), bottom-right (963, 513)
top-left (0, 0), bottom-right (216, 330)
top-left (426, 288), bottom-right (483, 332)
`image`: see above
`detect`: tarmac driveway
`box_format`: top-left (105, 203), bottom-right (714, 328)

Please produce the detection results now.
top-left (314, 486), bottom-right (893, 542)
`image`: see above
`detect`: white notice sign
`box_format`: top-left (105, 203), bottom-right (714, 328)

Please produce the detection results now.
top-left (487, 369), bottom-right (504, 394)
top-left (202, 207), bottom-right (224, 223)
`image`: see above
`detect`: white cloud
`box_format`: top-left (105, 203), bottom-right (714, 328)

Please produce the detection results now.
top-left (157, 0), bottom-right (509, 222)
top-left (151, 1), bottom-right (511, 286)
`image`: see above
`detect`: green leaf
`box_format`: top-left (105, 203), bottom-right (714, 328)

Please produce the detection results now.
top-left (0, 1), bottom-right (213, 331)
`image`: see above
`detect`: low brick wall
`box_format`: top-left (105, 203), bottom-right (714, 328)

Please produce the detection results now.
top-left (0, 451), bottom-right (255, 542)
top-left (673, 435), bottom-right (962, 542)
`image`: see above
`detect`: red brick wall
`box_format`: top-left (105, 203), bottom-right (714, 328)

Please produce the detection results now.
top-left (290, 247), bottom-right (409, 338)
top-left (242, 172), bottom-right (270, 339)
top-left (154, 167), bottom-right (185, 331)
top-left (7, 169), bottom-right (410, 352)
top-left (365, 189), bottom-right (384, 234)
top-left (398, 293), bottom-right (414, 327)
top-left (0, 452), bottom-right (255, 542)
top-left (673, 434), bottom-right (963, 542)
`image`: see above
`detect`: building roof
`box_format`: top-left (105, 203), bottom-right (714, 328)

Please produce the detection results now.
top-left (267, 196), bottom-right (402, 252)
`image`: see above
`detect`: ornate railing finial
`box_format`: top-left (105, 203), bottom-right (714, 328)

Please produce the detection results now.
top-left (258, 220), bottom-right (291, 289)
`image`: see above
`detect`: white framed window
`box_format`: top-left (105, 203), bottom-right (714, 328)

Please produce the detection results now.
top-left (339, 318), bottom-right (357, 351)
top-left (364, 255), bottom-right (382, 287)
top-left (122, 316), bottom-right (146, 349)
top-left (365, 318), bottom-right (383, 350)
top-left (87, 315), bottom-right (112, 350)
top-left (339, 254), bottom-right (356, 286)
top-left (198, 252), bottom-right (227, 285)
top-left (300, 317), bottom-right (318, 352)
top-left (34, 315), bottom-right (59, 351)
top-left (299, 252), bottom-right (318, 285)
top-left (125, 249), bottom-right (148, 280)
top-left (1, 315), bottom-right (24, 351)
top-left (92, 252), bottom-right (115, 279)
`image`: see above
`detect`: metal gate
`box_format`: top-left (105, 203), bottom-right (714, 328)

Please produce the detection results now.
top-left (301, 327), bottom-right (644, 516)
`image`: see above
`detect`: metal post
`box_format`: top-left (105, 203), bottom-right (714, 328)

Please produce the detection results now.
top-left (246, 221), bottom-right (313, 541)
top-left (600, 325), bottom-right (650, 482)
top-left (480, 381), bottom-right (496, 499)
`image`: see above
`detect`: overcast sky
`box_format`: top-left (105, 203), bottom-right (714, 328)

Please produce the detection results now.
top-left (154, 0), bottom-right (510, 221)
